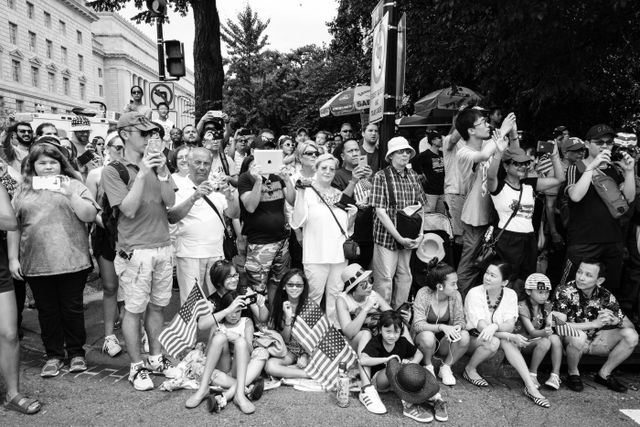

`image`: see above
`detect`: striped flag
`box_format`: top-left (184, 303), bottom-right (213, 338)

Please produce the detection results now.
top-left (292, 302), bottom-right (357, 388)
top-left (552, 315), bottom-right (580, 337)
top-left (159, 281), bottom-right (211, 359)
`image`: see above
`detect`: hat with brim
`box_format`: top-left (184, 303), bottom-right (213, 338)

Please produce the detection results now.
top-left (340, 263), bottom-right (373, 294)
top-left (117, 112), bottom-right (159, 131)
top-left (502, 147), bottom-right (531, 162)
top-left (386, 359), bottom-right (439, 404)
top-left (416, 233), bottom-right (445, 264)
top-left (564, 137), bottom-right (586, 152)
top-left (385, 136), bottom-right (416, 161)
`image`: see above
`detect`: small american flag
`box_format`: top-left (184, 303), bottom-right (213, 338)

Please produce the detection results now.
top-left (159, 281), bottom-right (211, 359)
top-left (552, 315), bottom-right (580, 337)
top-left (292, 302), bottom-right (356, 388)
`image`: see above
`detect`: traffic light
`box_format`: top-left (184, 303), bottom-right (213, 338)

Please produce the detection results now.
top-left (164, 40), bottom-right (186, 78)
top-left (146, 0), bottom-right (167, 17)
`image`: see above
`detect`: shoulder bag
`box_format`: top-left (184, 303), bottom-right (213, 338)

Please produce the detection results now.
top-left (309, 186), bottom-right (360, 260)
top-left (199, 190), bottom-right (238, 260)
top-left (384, 167), bottom-right (422, 242)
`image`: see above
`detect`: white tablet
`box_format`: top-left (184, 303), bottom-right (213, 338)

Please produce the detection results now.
top-left (254, 149), bottom-right (283, 175)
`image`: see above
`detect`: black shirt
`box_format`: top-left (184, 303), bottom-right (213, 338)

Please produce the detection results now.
top-left (362, 335), bottom-right (417, 376)
top-left (238, 172), bottom-right (288, 244)
top-left (412, 149), bottom-right (444, 195)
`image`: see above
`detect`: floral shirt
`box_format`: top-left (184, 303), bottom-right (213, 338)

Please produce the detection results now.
top-left (552, 281), bottom-right (624, 339)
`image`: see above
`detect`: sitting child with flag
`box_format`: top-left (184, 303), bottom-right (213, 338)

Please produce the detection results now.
top-left (514, 273), bottom-right (563, 390)
top-left (359, 311), bottom-right (447, 423)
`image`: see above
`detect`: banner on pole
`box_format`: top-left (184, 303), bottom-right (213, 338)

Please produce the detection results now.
top-left (369, 12), bottom-right (388, 124)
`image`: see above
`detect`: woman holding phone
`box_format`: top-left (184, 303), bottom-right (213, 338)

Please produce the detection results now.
top-left (8, 140), bottom-right (98, 378)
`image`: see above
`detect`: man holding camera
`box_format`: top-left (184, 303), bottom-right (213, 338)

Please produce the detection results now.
top-left (167, 147), bottom-right (240, 304)
top-left (102, 112), bottom-right (177, 391)
top-left (561, 124), bottom-right (635, 303)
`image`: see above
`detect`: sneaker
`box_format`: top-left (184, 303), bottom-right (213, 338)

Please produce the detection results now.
top-left (545, 373), bottom-right (561, 390)
top-left (438, 364), bottom-right (456, 386)
top-left (102, 335), bottom-right (122, 357)
top-left (40, 358), bottom-right (64, 378)
top-left (594, 373), bottom-right (628, 393)
top-left (566, 374), bottom-right (584, 392)
top-left (141, 331), bottom-right (150, 354)
top-left (530, 373), bottom-right (540, 389)
top-left (425, 364), bottom-right (436, 377)
top-left (292, 379), bottom-right (325, 392)
top-left (129, 365), bottom-right (154, 391)
top-left (147, 355), bottom-right (181, 379)
top-left (69, 356), bottom-right (88, 373)
top-left (359, 384), bottom-right (387, 415)
top-left (403, 402), bottom-right (433, 423)
top-left (263, 377), bottom-right (282, 391)
top-left (433, 399), bottom-right (448, 422)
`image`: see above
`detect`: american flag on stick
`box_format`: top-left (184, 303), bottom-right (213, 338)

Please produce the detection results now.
top-left (552, 314), bottom-right (581, 337)
top-left (159, 280), bottom-right (211, 359)
top-left (292, 302), bottom-right (357, 388)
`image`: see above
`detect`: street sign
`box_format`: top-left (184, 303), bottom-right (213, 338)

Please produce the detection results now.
top-left (369, 12), bottom-right (388, 123)
top-left (150, 82), bottom-right (175, 109)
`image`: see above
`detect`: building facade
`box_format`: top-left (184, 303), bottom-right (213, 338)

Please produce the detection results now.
top-left (0, 0), bottom-right (194, 129)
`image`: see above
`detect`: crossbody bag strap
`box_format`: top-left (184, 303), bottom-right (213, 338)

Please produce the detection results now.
top-left (493, 183), bottom-right (524, 243)
top-left (308, 185), bottom-right (348, 238)
top-left (197, 188), bottom-right (233, 239)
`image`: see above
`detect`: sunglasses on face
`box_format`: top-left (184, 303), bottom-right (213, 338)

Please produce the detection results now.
top-left (18, 129), bottom-right (33, 133)
top-left (131, 91), bottom-right (142, 95)
top-left (509, 160), bottom-right (532, 168)
top-left (286, 282), bottom-right (304, 289)
top-left (395, 148), bottom-right (412, 155)
top-left (110, 145), bottom-right (124, 151)
top-left (358, 277), bottom-right (374, 289)
top-left (226, 273), bottom-right (240, 280)
top-left (592, 139), bottom-right (612, 146)
top-left (303, 151), bottom-right (319, 157)
top-left (341, 129), bottom-right (353, 134)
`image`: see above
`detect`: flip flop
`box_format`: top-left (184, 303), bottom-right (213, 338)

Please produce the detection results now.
top-left (4, 394), bottom-right (41, 415)
top-left (463, 370), bottom-right (489, 387)
top-left (523, 387), bottom-right (550, 408)
top-left (185, 391), bottom-right (209, 409)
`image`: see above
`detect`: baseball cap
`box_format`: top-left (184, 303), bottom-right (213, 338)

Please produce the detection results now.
top-left (502, 147), bottom-right (531, 162)
top-left (117, 112), bottom-right (159, 131)
top-left (585, 124), bottom-right (614, 141)
top-left (525, 273), bottom-right (552, 290)
top-left (564, 137), bottom-right (586, 152)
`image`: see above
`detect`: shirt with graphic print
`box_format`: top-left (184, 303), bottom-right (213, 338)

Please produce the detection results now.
top-left (490, 177), bottom-right (538, 233)
top-left (238, 172), bottom-right (287, 244)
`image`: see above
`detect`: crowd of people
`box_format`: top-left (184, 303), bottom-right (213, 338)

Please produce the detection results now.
top-left (0, 91), bottom-right (638, 422)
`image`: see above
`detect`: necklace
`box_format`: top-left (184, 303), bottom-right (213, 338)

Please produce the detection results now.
top-left (486, 287), bottom-right (504, 311)
top-left (314, 185), bottom-right (341, 205)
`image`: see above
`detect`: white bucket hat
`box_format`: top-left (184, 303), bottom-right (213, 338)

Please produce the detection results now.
top-left (385, 136), bottom-right (416, 161)
top-left (416, 233), bottom-right (445, 264)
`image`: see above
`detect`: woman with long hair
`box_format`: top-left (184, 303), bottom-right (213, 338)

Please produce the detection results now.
top-left (8, 140), bottom-right (98, 377)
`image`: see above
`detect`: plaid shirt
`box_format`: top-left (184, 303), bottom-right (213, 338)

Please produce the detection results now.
top-left (552, 281), bottom-right (624, 339)
top-left (371, 165), bottom-right (427, 250)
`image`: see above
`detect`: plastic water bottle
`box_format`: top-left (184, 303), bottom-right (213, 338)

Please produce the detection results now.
top-left (336, 362), bottom-right (350, 408)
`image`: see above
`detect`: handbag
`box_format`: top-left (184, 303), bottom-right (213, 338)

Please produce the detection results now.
top-left (591, 169), bottom-right (629, 219)
top-left (383, 168), bottom-right (422, 242)
top-left (474, 184), bottom-right (523, 270)
top-left (199, 191), bottom-right (238, 260)
top-left (309, 186), bottom-right (360, 260)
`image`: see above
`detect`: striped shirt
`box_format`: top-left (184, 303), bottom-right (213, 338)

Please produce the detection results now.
top-left (371, 165), bottom-right (427, 249)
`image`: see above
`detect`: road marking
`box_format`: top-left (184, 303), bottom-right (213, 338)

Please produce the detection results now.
top-left (621, 410), bottom-right (640, 425)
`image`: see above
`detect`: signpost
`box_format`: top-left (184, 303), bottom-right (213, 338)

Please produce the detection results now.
top-left (150, 82), bottom-right (175, 109)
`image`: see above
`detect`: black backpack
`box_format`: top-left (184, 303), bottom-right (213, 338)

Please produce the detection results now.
top-left (100, 161), bottom-right (130, 249)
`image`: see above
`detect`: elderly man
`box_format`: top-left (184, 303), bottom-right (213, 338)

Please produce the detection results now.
top-left (168, 147), bottom-right (240, 303)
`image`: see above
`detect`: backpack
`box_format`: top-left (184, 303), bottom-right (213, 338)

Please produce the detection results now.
top-left (100, 161), bottom-right (130, 249)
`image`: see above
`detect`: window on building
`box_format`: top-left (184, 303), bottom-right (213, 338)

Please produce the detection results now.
top-left (11, 60), bottom-right (21, 82)
top-left (44, 12), bottom-right (51, 28)
top-left (59, 20), bottom-right (66, 35)
top-left (78, 54), bottom-right (84, 71)
top-left (51, 107), bottom-right (57, 113)
top-left (48, 72), bottom-right (55, 92)
top-left (63, 77), bottom-right (70, 96)
top-left (76, 30), bottom-right (82, 44)
top-left (46, 39), bottom-right (52, 59)
top-left (9, 23), bottom-right (18, 45)
top-left (16, 100), bottom-right (24, 112)
top-left (29, 31), bottom-right (36, 52)
top-left (27, 2), bottom-right (34, 19)
top-left (31, 66), bottom-right (39, 87)
top-left (79, 82), bottom-right (86, 100)
top-left (98, 84), bottom-right (104, 97)
top-left (61, 46), bottom-right (67, 64)
top-left (98, 67), bottom-right (103, 78)
top-left (7, 0), bottom-right (15, 10)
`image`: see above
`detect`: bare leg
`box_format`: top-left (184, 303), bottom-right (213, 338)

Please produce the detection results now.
top-left (122, 309), bottom-right (142, 363)
top-left (465, 337), bottom-right (499, 379)
top-left (99, 256), bottom-right (118, 337)
top-left (0, 291), bottom-right (20, 399)
top-left (599, 328), bottom-right (639, 378)
top-left (144, 303), bottom-right (164, 356)
top-left (549, 335), bottom-right (562, 376)
top-left (529, 337), bottom-right (551, 374)
top-left (443, 331), bottom-right (470, 366)
top-left (265, 356), bottom-right (309, 379)
top-left (186, 332), bottom-right (229, 408)
top-left (415, 331), bottom-right (437, 366)
top-left (232, 339), bottom-right (255, 414)
top-left (565, 334), bottom-right (587, 375)
top-left (501, 340), bottom-right (545, 399)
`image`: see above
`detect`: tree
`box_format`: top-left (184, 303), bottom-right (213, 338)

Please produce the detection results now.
top-left (87, 0), bottom-right (224, 121)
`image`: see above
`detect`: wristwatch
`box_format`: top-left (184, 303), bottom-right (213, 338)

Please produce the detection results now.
top-left (157, 173), bottom-right (170, 182)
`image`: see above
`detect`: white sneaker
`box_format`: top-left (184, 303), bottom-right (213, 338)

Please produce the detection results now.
top-left (129, 365), bottom-right (154, 391)
top-left (545, 373), bottom-right (561, 390)
top-left (102, 335), bottom-right (122, 357)
top-left (359, 384), bottom-right (387, 414)
top-left (425, 364), bottom-right (436, 377)
top-left (147, 355), bottom-right (181, 379)
top-left (438, 364), bottom-right (456, 386)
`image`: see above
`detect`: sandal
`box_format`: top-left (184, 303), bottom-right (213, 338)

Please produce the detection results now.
top-left (523, 387), bottom-right (550, 408)
top-left (4, 393), bottom-right (41, 415)
top-left (463, 369), bottom-right (489, 387)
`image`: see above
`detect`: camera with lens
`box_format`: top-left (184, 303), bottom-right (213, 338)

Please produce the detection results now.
top-left (295, 179), bottom-right (312, 190)
top-left (611, 144), bottom-right (638, 162)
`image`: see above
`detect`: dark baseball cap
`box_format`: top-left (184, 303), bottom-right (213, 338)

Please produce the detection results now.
top-left (585, 124), bottom-right (614, 141)
top-left (117, 112), bottom-right (159, 131)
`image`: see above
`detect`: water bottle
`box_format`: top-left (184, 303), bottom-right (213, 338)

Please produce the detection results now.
top-left (336, 362), bottom-right (350, 408)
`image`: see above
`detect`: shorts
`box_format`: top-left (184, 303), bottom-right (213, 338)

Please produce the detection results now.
top-left (582, 329), bottom-right (626, 356)
top-left (245, 239), bottom-right (290, 294)
top-left (114, 245), bottom-right (173, 314)
top-left (91, 225), bottom-right (116, 262)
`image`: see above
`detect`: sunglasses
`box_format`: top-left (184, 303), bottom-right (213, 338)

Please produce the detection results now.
top-left (286, 282), bottom-right (304, 289)
top-left (111, 145), bottom-right (124, 151)
top-left (226, 273), bottom-right (240, 280)
top-left (592, 139), bottom-right (612, 146)
top-left (394, 148), bottom-right (413, 155)
top-left (358, 277), bottom-right (374, 289)
top-left (341, 129), bottom-right (353, 134)
top-left (282, 142), bottom-right (293, 147)
top-left (127, 128), bottom-right (159, 138)
top-left (509, 160), bottom-right (532, 168)
top-left (303, 151), bottom-right (319, 157)
top-left (18, 129), bottom-right (33, 133)
top-left (131, 91), bottom-right (142, 95)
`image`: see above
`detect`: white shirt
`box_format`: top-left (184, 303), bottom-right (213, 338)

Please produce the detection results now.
top-left (173, 175), bottom-right (228, 258)
top-left (464, 285), bottom-right (518, 330)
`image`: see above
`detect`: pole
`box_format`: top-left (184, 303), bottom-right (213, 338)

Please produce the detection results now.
top-left (156, 20), bottom-right (166, 81)
top-left (379, 0), bottom-right (398, 170)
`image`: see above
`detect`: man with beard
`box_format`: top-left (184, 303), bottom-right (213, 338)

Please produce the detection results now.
top-left (182, 124), bottom-right (199, 146)
top-left (70, 115), bottom-right (92, 156)
top-left (361, 123), bottom-right (381, 173)
top-left (1, 121), bottom-right (33, 172)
